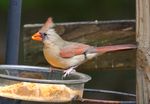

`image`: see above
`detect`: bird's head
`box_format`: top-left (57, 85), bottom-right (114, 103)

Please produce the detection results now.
top-left (31, 17), bottom-right (56, 42)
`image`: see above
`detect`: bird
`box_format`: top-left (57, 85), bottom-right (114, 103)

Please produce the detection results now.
top-left (32, 17), bottom-right (136, 77)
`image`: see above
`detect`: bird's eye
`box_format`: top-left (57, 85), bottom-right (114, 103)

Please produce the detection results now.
top-left (40, 32), bottom-right (47, 36)
top-left (43, 33), bottom-right (47, 36)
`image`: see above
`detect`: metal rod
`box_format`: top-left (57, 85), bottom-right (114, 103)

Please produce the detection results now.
top-left (79, 99), bottom-right (136, 104)
top-left (6, 0), bottom-right (22, 64)
top-left (84, 88), bottom-right (136, 97)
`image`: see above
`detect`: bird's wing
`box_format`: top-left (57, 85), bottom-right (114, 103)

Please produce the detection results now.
top-left (60, 43), bottom-right (91, 58)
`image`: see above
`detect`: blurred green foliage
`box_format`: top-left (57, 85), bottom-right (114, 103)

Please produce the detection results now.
top-left (0, 0), bottom-right (135, 23)
top-left (0, 0), bottom-right (8, 10)
top-left (28, 0), bottom-right (134, 21)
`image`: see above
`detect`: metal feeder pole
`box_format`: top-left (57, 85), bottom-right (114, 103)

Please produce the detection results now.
top-left (6, 0), bottom-right (22, 64)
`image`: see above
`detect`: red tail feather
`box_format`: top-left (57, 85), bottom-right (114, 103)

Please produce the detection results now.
top-left (90, 44), bottom-right (136, 53)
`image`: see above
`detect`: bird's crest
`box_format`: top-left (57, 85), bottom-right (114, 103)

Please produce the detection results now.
top-left (39, 17), bottom-right (54, 33)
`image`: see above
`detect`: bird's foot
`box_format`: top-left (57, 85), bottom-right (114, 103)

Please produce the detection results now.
top-left (63, 66), bottom-right (76, 77)
top-left (49, 67), bottom-right (53, 72)
top-left (49, 68), bottom-right (52, 72)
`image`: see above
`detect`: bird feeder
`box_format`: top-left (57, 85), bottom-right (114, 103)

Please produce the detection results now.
top-left (0, 65), bottom-right (91, 103)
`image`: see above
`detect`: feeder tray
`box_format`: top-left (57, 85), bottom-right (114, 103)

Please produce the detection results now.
top-left (0, 65), bottom-right (91, 103)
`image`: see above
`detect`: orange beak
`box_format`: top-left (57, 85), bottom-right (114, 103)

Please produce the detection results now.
top-left (32, 32), bottom-right (43, 41)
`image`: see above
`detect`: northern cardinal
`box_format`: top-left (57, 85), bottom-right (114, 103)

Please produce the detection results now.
top-left (32, 17), bottom-right (136, 77)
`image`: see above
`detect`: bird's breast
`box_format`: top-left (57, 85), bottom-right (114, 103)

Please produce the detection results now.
top-left (43, 47), bottom-right (68, 69)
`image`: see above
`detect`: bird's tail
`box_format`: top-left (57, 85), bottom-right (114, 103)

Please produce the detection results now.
top-left (89, 44), bottom-right (136, 53)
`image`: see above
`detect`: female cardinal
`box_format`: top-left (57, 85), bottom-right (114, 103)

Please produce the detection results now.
top-left (32, 17), bottom-right (136, 77)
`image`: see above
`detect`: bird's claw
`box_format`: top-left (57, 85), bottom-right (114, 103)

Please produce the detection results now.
top-left (63, 66), bottom-right (76, 77)
top-left (49, 67), bottom-right (53, 72)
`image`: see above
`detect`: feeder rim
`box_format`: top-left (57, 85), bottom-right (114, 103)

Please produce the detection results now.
top-left (0, 65), bottom-right (91, 84)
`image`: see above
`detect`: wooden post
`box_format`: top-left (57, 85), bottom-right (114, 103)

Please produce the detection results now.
top-left (136, 0), bottom-right (150, 104)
